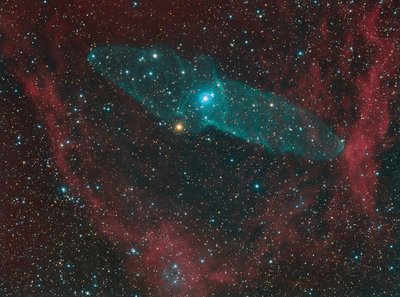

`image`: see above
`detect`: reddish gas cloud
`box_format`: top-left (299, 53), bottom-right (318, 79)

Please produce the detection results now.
top-left (0, 1), bottom-right (399, 296)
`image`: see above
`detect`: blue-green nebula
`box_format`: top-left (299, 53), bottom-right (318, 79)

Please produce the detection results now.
top-left (87, 46), bottom-right (344, 160)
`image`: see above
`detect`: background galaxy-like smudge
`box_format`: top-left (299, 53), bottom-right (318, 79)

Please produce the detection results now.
top-left (0, 0), bottom-right (399, 296)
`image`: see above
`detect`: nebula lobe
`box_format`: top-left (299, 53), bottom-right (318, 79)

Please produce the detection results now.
top-left (88, 45), bottom-right (344, 160)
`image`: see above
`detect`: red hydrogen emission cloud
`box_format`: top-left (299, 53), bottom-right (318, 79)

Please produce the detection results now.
top-left (0, 0), bottom-right (399, 296)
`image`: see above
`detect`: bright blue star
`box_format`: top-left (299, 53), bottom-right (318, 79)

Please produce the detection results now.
top-left (199, 91), bottom-right (215, 105)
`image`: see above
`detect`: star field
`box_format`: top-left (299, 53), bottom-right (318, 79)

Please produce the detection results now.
top-left (0, 1), bottom-right (399, 296)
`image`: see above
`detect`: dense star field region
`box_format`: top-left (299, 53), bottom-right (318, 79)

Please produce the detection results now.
top-left (0, 0), bottom-right (399, 296)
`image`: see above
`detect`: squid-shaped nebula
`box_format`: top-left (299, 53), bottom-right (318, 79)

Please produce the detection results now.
top-left (87, 46), bottom-right (344, 160)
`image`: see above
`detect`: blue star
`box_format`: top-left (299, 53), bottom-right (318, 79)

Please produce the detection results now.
top-left (199, 91), bottom-right (215, 105)
top-left (60, 186), bottom-right (68, 194)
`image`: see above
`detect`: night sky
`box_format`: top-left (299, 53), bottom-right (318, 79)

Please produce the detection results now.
top-left (0, 1), bottom-right (400, 296)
